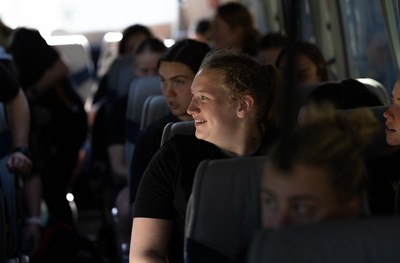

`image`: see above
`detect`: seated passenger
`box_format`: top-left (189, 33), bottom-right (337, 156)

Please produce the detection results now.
top-left (188, 19), bottom-right (212, 45)
top-left (89, 26), bottom-right (154, 176)
top-left (211, 2), bottom-right (260, 57)
top-left (298, 78), bottom-right (383, 124)
top-left (367, 76), bottom-right (400, 215)
top-left (93, 23), bottom-right (153, 103)
top-left (130, 49), bottom-right (282, 263)
top-left (115, 38), bottom-right (210, 252)
top-left (0, 19), bottom-right (88, 229)
top-left (0, 59), bottom-right (42, 256)
top-left (261, 103), bottom-right (379, 228)
top-left (257, 32), bottom-right (289, 65)
top-left (275, 41), bottom-right (330, 85)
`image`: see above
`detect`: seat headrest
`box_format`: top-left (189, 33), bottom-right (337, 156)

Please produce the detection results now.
top-left (185, 156), bottom-right (268, 258)
top-left (246, 216), bottom-right (400, 263)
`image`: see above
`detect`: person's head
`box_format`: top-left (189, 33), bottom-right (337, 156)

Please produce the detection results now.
top-left (298, 79), bottom-right (383, 124)
top-left (188, 19), bottom-right (212, 44)
top-left (133, 38), bottom-right (166, 77)
top-left (276, 41), bottom-right (329, 85)
top-left (367, 30), bottom-right (391, 72)
top-left (257, 32), bottom-right (289, 65)
top-left (383, 77), bottom-right (400, 146)
top-left (158, 39), bottom-right (211, 121)
top-left (212, 2), bottom-right (260, 56)
top-left (187, 49), bottom-right (282, 155)
top-left (261, 103), bottom-right (379, 228)
top-left (118, 24), bottom-right (152, 55)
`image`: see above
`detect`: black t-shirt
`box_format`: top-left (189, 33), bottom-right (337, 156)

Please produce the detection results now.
top-left (0, 61), bottom-right (19, 102)
top-left (134, 134), bottom-right (269, 263)
top-left (129, 113), bottom-right (179, 203)
top-left (367, 149), bottom-right (400, 215)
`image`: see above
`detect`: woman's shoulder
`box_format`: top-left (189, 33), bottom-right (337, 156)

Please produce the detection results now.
top-left (166, 134), bottom-right (200, 149)
top-left (164, 134), bottom-right (221, 156)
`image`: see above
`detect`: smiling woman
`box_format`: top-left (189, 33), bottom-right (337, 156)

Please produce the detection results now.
top-left (130, 48), bottom-right (282, 263)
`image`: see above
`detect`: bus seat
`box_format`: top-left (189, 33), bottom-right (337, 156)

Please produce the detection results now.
top-left (126, 76), bottom-right (162, 125)
top-left (184, 156), bottom-right (267, 262)
top-left (160, 121), bottom-right (195, 147)
top-left (288, 78), bottom-right (389, 127)
top-left (356, 78), bottom-right (390, 106)
top-left (140, 95), bottom-right (170, 129)
top-left (107, 54), bottom-right (136, 99)
top-left (245, 216), bottom-right (400, 263)
top-left (48, 35), bottom-right (97, 102)
top-left (125, 76), bottom-right (162, 177)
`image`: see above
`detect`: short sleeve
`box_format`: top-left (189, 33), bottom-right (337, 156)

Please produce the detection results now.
top-left (133, 140), bottom-right (180, 219)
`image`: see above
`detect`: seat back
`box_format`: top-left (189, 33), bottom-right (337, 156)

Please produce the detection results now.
top-left (126, 76), bottom-right (163, 124)
top-left (246, 216), bottom-right (400, 263)
top-left (125, 76), bottom-right (162, 176)
top-left (357, 78), bottom-right (390, 106)
top-left (140, 95), bottom-right (170, 129)
top-left (160, 121), bottom-right (195, 147)
top-left (47, 35), bottom-right (97, 102)
top-left (107, 54), bottom-right (136, 99)
top-left (288, 78), bottom-right (389, 127)
top-left (185, 156), bottom-right (268, 262)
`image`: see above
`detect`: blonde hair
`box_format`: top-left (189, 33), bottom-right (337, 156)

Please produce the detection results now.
top-left (270, 102), bottom-right (379, 202)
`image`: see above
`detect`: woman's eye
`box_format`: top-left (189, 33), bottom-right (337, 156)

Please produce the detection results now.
top-left (199, 95), bottom-right (207, 101)
top-left (294, 204), bottom-right (307, 214)
top-left (292, 203), bottom-right (315, 216)
top-left (175, 79), bottom-right (184, 85)
top-left (262, 197), bottom-right (277, 211)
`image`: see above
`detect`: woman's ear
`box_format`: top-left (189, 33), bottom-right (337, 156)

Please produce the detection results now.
top-left (237, 95), bottom-right (254, 118)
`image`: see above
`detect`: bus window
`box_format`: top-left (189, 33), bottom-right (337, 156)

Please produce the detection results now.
top-left (338, 0), bottom-right (397, 93)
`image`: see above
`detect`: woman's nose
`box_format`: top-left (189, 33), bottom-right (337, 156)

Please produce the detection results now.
top-left (187, 98), bottom-right (198, 115)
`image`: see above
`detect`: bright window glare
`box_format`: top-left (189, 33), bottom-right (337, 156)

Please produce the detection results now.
top-left (104, 32), bottom-right (123, 43)
top-left (163, 39), bottom-right (176, 48)
top-left (0, 0), bottom-right (177, 37)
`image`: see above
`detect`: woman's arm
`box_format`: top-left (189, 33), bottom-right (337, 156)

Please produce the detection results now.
top-left (6, 89), bottom-right (32, 175)
top-left (130, 217), bottom-right (172, 263)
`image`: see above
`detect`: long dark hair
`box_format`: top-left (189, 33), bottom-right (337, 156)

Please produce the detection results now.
top-left (158, 39), bottom-right (210, 74)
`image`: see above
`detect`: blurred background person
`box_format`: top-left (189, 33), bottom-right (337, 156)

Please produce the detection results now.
top-left (257, 32), bottom-right (289, 65)
top-left (211, 2), bottom-right (260, 57)
top-left (0, 19), bottom-right (88, 230)
top-left (187, 18), bottom-right (212, 45)
top-left (275, 41), bottom-right (330, 86)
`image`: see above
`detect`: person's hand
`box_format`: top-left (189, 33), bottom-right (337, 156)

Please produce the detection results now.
top-left (7, 151), bottom-right (32, 176)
